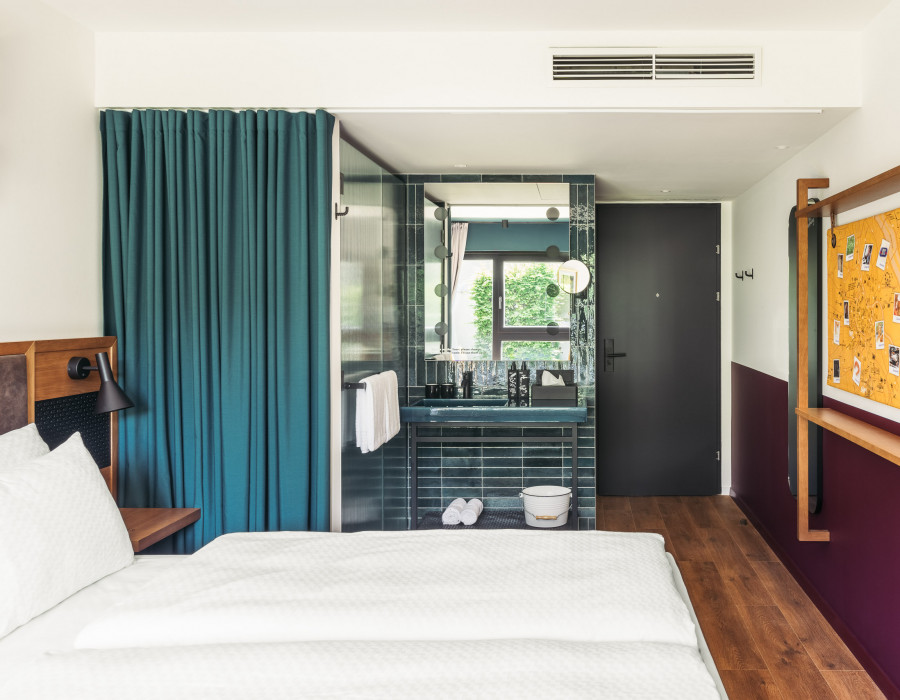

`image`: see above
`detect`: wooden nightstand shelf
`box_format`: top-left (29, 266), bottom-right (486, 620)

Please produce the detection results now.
top-left (119, 508), bottom-right (201, 552)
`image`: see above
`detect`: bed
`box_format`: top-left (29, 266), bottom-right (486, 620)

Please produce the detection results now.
top-left (0, 339), bottom-right (728, 699)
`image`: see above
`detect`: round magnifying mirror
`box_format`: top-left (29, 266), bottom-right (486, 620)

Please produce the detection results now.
top-left (557, 259), bottom-right (591, 294)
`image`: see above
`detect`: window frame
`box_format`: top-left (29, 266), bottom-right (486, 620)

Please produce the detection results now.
top-left (454, 250), bottom-right (571, 361)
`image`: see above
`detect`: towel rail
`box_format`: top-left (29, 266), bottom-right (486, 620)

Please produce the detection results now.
top-left (340, 370), bottom-right (366, 391)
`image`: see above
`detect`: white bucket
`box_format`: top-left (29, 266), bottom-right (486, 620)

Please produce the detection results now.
top-left (520, 485), bottom-right (572, 528)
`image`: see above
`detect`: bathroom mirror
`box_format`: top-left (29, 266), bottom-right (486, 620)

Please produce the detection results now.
top-left (557, 259), bottom-right (591, 294)
top-left (421, 181), bottom-right (576, 362)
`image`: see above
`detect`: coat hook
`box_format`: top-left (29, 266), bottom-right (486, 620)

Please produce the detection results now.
top-left (334, 203), bottom-right (350, 220)
top-left (735, 271), bottom-right (744, 280)
top-left (744, 268), bottom-right (754, 279)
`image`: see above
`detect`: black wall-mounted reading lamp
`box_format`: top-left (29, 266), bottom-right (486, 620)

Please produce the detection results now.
top-left (67, 352), bottom-right (134, 414)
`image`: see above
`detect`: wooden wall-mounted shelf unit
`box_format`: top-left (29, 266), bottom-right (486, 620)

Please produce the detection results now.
top-left (796, 165), bottom-right (900, 221)
top-left (796, 408), bottom-right (900, 468)
top-left (794, 166), bottom-right (900, 542)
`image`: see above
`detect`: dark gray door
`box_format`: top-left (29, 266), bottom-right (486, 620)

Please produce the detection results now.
top-left (596, 204), bottom-right (720, 495)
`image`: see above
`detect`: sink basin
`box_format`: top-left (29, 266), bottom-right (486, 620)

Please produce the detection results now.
top-left (416, 398), bottom-right (508, 407)
top-left (400, 397), bottom-right (586, 423)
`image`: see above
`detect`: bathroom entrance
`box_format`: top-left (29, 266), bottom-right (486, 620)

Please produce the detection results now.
top-left (595, 204), bottom-right (721, 496)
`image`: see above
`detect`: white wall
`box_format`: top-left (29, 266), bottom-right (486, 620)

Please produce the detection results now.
top-left (732, 0), bottom-right (900, 422)
top-left (94, 29), bottom-right (861, 110)
top-left (0, 1), bottom-right (100, 342)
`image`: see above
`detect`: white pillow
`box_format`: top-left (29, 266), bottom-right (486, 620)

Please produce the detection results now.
top-left (0, 432), bottom-right (133, 639)
top-left (0, 423), bottom-right (50, 469)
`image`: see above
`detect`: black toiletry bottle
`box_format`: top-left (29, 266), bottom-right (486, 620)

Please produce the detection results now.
top-left (462, 371), bottom-right (473, 399)
top-left (518, 361), bottom-right (530, 406)
top-left (507, 362), bottom-right (519, 406)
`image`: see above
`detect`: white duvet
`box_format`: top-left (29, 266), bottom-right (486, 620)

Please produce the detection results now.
top-left (6, 639), bottom-right (721, 700)
top-left (76, 529), bottom-right (698, 649)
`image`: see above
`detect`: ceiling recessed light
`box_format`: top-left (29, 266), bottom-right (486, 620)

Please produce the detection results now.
top-left (661, 189), bottom-right (671, 193)
top-left (454, 164), bottom-right (467, 168)
top-left (776, 145), bottom-right (790, 150)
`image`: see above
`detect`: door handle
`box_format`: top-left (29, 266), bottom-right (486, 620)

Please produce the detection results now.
top-left (604, 339), bottom-right (627, 372)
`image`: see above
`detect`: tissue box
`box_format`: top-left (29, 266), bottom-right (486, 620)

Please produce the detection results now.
top-left (531, 370), bottom-right (578, 407)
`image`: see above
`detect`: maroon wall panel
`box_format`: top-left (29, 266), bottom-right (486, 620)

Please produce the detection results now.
top-left (732, 362), bottom-right (900, 698)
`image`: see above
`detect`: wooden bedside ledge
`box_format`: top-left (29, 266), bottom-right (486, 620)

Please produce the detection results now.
top-left (796, 407), bottom-right (900, 468)
top-left (119, 507), bottom-right (201, 552)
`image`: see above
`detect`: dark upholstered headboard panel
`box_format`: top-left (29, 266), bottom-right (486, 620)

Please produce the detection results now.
top-left (0, 354), bottom-right (28, 435)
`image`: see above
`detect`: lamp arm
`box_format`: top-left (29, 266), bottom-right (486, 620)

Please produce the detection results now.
top-left (67, 356), bottom-right (96, 380)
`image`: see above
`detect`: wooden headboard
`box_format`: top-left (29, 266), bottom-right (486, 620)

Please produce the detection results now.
top-left (0, 337), bottom-right (121, 501)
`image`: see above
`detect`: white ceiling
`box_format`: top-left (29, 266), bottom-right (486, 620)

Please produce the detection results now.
top-left (42, 0), bottom-right (892, 32)
top-left (338, 109), bottom-right (854, 201)
top-left (41, 0), bottom-right (886, 200)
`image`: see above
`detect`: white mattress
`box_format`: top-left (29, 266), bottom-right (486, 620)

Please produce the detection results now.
top-left (3, 639), bottom-right (722, 700)
top-left (0, 554), bottom-right (185, 683)
top-left (0, 531), bottom-right (728, 699)
top-left (75, 529), bottom-right (699, 648)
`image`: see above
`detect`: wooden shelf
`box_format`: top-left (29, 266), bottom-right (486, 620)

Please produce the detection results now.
top-left (794, 165), bottom-right (900, 543)
top-left (120, 507), bottom-right (200, 552)
top-left (796, 164), bottom-right (900, 220)
top-left (796, 407), bottom-right (900, 468)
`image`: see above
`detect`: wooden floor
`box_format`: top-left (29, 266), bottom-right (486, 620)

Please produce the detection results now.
top-left (597, 496), bottom-right (887, 700)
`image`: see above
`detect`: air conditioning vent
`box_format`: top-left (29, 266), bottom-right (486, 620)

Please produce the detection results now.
top-left (552, 49), bottom-right (757, 82)
top-left (654, 53), bottom-right (755, 80)
top-left (552, 54), bottom-right (654, 81)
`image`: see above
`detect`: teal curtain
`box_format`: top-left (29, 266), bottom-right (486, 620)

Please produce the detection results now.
top-left (101, 109), bottom-right (333, 552)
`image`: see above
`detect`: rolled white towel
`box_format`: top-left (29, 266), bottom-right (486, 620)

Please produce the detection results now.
top-left (460, 498), bottom-right (484, 526)
top-left (441, 498), bottom-right (467, 525)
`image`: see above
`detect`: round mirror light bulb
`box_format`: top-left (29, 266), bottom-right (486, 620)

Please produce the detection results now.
top-left (434, 208), bottom-right (447, 221)
top-left (434, 322), bottom-right (448, 336)
top-left (546, 207), bottom-right (560, 222)
top-left (434, 283), bottom-right (449, 297)
top-left (546, 321), bottom-right (560, 336)
top-left (557, 259), bottom-right (591, 294)
top-left (434, 244), bottom-right (449, 259)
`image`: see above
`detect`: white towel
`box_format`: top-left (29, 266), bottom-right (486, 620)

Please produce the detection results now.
top-left (354, 378), bottom-right (376, 453)
top-left (380, 370), bottom-right (401, 443)
top-left (355, 374), bottom-right (385, 453)
top-left (441, 498), bottom-right (467, 525)
top-left (460, 499), bottom-right (484, 526)
top-left (355, 371), bottom-right (401, 454)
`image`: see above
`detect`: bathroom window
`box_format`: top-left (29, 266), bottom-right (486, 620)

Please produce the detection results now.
top-left (450, 252), bottom-right (571, 361)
